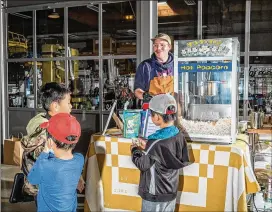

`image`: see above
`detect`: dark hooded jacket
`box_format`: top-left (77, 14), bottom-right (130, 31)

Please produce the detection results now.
top-left (134, 52), bottom-right (174, 93)
top-left (131, 132), bottom-right (190, 202)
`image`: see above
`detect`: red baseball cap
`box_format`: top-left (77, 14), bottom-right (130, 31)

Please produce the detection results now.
top-left (40, 113), bottom-right (81, 144)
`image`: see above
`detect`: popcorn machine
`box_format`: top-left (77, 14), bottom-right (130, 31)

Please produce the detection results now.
top-left (174, 38), bottom-right (240, 143)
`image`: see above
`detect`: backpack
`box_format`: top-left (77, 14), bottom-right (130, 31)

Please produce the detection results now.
top-left (9, 173), bottom-right (34, 203)
top-left (20, 114), bottom-right (48, 196)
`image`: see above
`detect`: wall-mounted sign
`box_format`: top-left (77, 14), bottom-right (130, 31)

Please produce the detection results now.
top-left (177, 38), bottom-right (233, 57)
top-left (178, 61), bottom-right (232, 72)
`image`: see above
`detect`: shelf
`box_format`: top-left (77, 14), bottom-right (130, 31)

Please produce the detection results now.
top-left (251, 86), bottom-right (272, 87)
top-left (249, 76), bottom-right (272, 78)
top-left (248, 125), bottom-right (272, 134)
top-left (255, 152), bottom-right (272, 157)
top-left (8, 107), bottom-right (36, 111)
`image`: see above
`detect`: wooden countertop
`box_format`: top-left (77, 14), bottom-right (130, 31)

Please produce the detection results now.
top-left (247, 124), bottom-right (272, 134)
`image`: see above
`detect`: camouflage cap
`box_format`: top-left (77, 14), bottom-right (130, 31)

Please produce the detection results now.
top-left (151, 33), bottom-right (172, 45)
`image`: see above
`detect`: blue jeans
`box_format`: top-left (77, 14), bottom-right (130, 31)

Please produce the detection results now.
top-left (141, 199), bottom-right (176, 212)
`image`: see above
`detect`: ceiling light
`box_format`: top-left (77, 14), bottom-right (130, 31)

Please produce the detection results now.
top-left (124, 15), bottom-right (134, 20)
top-left (10, 13), bottom-right (32, 19)
top-left (86, 5), bottom-right (105, 13)
top-left (48, 9), bottom-right (60, 19)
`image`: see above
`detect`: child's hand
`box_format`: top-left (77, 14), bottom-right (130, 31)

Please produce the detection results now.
top-left (130, 138), bottom-right (147, 151)
top-left (77, 176), bottom-right (85, 193)
top-left (138, 138), bottom-right (147, 149)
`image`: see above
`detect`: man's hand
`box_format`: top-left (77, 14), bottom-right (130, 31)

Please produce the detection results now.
top-left (77, 176), bottom-right (85, 193)
top-left (134, 88), bottom-right (145, 100)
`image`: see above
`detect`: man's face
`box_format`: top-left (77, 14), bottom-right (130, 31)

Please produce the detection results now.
top-left (153, 38), bottom-right (171, 61)
top-left (56, 93), bottom-right (72, 114)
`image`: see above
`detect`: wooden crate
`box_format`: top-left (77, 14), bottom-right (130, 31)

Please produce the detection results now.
top-left (116, 41), bottom-right (136, 54)
top-left (93, 37), bottom-right (116, 54)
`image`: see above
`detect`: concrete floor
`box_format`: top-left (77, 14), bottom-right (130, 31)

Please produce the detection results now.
top-left (1, 164), bottom-right (84, 212)
top-left (1, 165), bottom-right (36, 212)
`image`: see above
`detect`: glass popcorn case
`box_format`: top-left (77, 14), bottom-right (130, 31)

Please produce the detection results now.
top-left (174, 38), bottom-right (240, 143)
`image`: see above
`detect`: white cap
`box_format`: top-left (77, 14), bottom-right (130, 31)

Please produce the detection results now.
top-left (149, 94), bottom-right (177, 115)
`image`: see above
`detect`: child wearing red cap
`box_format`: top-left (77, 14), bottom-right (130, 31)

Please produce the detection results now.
top-left (27, 113), bottom-right (84, 212)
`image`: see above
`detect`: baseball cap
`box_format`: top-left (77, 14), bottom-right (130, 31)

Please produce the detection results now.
top-left (151, 33), bottom-right (172, 45)
top-left (40, 113), bottom-right (81, 144)
top-left (149, 94), bottom-right (177, 115)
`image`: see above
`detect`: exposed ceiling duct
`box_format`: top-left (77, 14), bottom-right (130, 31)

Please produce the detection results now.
top-left (158, 0), bottom-right (167, 5)
top-left (86, 4), bottom-right (105, 13)
top-left (184, 0), bottom-right (196, 6)
top-left (10, 12), bottom-right (32, 19)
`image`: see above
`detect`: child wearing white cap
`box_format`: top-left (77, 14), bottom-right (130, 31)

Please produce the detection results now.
top-left (131, 93), bottom-right (190, 212)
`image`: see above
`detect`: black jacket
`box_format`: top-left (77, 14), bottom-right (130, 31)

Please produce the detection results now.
top-left (131, 132), bottom-right (190, 202)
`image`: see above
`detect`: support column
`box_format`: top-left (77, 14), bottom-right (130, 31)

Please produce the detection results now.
top-left (99, 3), bottom-right (103, 132)
top-left (0, 0), bottom-right (7, 143)
top-left (243, 0), bottom-right (251, 120)
top-left (136, 0), bottom-right (158, 66)
top-left (197, 0), bottom-right (202, 39)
